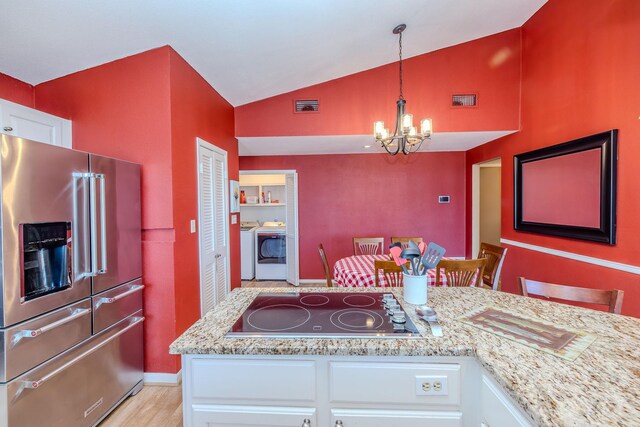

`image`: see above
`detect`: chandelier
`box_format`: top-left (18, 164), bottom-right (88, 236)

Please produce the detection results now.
top-left (373, 24), bottom-right (432, 155)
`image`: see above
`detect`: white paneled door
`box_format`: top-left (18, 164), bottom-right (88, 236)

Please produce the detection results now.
top-left (197, 138), bottom-right (230, 316)
top-left (286, 173), bottom-right (299, 286)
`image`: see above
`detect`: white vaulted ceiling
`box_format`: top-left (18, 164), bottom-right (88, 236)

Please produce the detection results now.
top-left (1, 0), bottom-right (546, 107)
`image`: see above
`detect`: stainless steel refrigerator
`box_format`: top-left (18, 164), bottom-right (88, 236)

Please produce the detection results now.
top-left (0, 134), bottom-right (144, 426)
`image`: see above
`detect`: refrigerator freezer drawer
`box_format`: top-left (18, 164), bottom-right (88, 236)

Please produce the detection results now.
top-left (0, 311), bottom-right (143, 427)
top-left (0, 298), bottom-right (92, 383)
top-left (92, 279), bottom-right (143, 333)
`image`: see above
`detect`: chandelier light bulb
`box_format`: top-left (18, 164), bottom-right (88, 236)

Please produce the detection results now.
top-left (402, 114), bottom-right (413, 133)
top-left (421, 118), bottom-right (432, 136)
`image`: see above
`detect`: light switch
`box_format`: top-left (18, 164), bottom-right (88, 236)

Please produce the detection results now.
top-left (231, 214), bottom-right (238, 224)
top-left (190, 220), bottom-right (196, 233)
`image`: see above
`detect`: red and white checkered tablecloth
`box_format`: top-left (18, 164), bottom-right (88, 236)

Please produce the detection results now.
top-left (333, 254), bottom-right (446, 287)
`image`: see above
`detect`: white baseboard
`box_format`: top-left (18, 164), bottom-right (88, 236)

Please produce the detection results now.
top-left (500, 238), bottom-right (640, 275)
top-left (144, 370), bottom-right (182, 386)
top-left (298, 279), bottom-right (329, 284)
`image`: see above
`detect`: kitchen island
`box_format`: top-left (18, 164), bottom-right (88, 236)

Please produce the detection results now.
top-left (170, 287), bottom-right (640, 427)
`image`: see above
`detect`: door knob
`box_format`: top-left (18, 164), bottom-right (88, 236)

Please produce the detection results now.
top-left (301, 419), bottom-right (311, 427)
top-left (335, 421), bottom-right (344, 427)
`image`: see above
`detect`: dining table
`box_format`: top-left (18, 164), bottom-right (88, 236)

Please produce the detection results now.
top-left (333, 254), bottom-right (449, 287)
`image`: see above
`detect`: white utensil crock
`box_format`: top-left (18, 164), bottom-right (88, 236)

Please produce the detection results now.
top-left (403, 273), bottom-right (427, 305)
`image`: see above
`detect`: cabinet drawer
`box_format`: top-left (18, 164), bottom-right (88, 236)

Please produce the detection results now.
top-left (0, 298), bottom-right (92, 382)
top-left (190, 358), bottom-right (316, 402)
top-left (191, 404), bottom-right (316, 426)
top-left (92, 279), bottom-right (143, 333)
top-left (331, 408), bottom-right (462, 427)
top-left (4, 312), bottom-right (143, 427)
top-left (330, 362), bottom-right (461, 406)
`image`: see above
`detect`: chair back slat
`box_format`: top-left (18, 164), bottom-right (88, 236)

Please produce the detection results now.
top-left (518, 277), bottom-right (624, 314)
top-left (436, 259), bottom-right (486, 287)
top-left (477, 242), bottom-right (508, 290)
top-left (374, 259), bottom-right (405, 287)
top-left (391, 237), bottom-right (424, 250)
top-left (318, 244), bottom-right (333, 287)
top-left (353, 237), bottom-right (384, 255)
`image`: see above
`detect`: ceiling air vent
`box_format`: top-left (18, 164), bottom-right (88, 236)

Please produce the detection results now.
top-left (452, 94), bottom-right (478, 107)
top-left (294, 99), bottom-right (319, 113)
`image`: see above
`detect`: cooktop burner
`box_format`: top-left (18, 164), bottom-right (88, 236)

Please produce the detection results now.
top-left (226, 292), bottom-right (420, 338)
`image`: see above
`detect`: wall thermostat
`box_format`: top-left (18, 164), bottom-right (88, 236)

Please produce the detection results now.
top-left (438, 196), bottom-right (450, 203)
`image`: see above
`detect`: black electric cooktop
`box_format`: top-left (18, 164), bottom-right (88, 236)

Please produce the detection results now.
top-left (225, 292), bottom-right (420, 338)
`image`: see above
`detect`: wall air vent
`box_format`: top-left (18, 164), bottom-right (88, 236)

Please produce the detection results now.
top-left (452, 94), bottom-right (478, 107)
top-left (294, 99), bottom-right (319, 113)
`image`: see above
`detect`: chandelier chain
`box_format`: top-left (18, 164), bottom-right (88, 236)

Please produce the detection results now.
top-left (398, 30), bottom-right (403, 100)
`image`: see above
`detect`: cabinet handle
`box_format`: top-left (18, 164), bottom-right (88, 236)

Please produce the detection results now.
top-left (335, 421), bottom-right (344, 427)
top-left (301, 419), bottom-right (311, 427)
top-left (3, 126), bottom-right (13, 132)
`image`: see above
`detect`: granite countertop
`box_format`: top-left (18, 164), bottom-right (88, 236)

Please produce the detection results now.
top-left (170, 287), bottom-right (640, 427)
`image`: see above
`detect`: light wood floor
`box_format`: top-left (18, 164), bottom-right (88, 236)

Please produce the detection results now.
top-left (99, 385), bottom-right (182, 427)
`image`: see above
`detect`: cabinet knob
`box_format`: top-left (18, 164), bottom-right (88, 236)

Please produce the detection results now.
top-left (335, 421), bottom-right (344, 427)
top-left (3, 126), bottom-right (13, 132)
top-left (301, 419), bottom-right (311, 427)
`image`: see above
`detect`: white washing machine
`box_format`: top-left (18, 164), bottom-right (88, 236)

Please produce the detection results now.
top-left (240, 221), bottom-right (259, 280)
top-left (255, 222), bottom-right (287, 280)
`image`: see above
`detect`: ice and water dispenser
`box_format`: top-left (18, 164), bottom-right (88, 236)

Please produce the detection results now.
top-left (21, 222), bottom-right (71, 301)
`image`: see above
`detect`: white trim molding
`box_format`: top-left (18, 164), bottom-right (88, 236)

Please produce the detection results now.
top-left (144, 370), bottom-right (182, 385)
top-left (501, 239), bottom-right (640, 275)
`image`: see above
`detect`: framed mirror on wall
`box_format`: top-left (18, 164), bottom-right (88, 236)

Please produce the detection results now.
top-left (514, 130), bottom-right (617, 244)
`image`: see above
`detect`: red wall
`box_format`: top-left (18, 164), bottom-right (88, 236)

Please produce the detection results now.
top-left (33, 46), bottom-right (238, 373)
top-left (466, 0), bottom-right (640, 317)
top-left (236, 29), bottom-right (521, 136)
top-left (240, 152), bottom-right (466, 279)
top-left (168, 50), bottom-right (239, 337)
top-left (0, 73), bottom-right (34, 107)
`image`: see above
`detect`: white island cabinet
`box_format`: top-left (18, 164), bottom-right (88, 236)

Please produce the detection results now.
top-left (181, 354), bottom-right (533, 427)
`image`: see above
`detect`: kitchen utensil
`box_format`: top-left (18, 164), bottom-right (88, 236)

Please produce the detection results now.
top-left (418, 241), bottom-right (427, 256)
top-left (389, 246), bottom-right (409, 274)
top-left (400, 247), bottom-right (421, 274)
top-left (408, 240), bottom-right (420, 251)
top-left (416, 305), bottom-right (443, 337)
top-left (420, 242), bottom-right (446, 275)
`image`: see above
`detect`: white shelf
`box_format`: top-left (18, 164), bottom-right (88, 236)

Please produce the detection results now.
top-left (240, 203), bottom-right (285, 207)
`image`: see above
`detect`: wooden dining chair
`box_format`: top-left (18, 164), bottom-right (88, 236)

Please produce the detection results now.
top-left (374, 259), bottom-right (405, 287)
top-left (353, 237), bottom-right (384, 255)
top-left (317, 244), bottom-right (333, 287)
top-left (518, 277), bottom-right (624, 314)
top-left (435, 259), bottom-right (486, 287)
top-left (477, 242), bottom-right (508, 291)
top-left (390, 236), bottom-right (424, 249)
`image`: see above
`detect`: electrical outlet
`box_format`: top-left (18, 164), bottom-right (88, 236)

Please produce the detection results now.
top-left (190, 220), bottom-right (196, 233)
top-left (415, 376), bottom-right (448, 396)
top-left (231, 214), bottom-right (237, 224)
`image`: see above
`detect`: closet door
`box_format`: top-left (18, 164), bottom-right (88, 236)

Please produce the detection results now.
top-left (197, 139), bottom-right (229, 315)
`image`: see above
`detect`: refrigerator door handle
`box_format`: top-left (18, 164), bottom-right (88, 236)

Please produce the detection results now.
top-left (10, 308), bottom-right (92, 348)
top-left (89, 173), bottom-right (99, 276)
top-left (20, 316), bottom-right (144, 391)
top-left (74, 172), bottom-right (94, 278)
top-left (97, 173), bottom-right (108, 274)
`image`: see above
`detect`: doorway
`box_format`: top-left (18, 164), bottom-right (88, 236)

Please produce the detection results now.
top-left (239, 170), bottom-right (299, 286)
top-left (196, 138), bottom-right (230, 316)
top-left (472, 158), bottom-right (502, 256)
